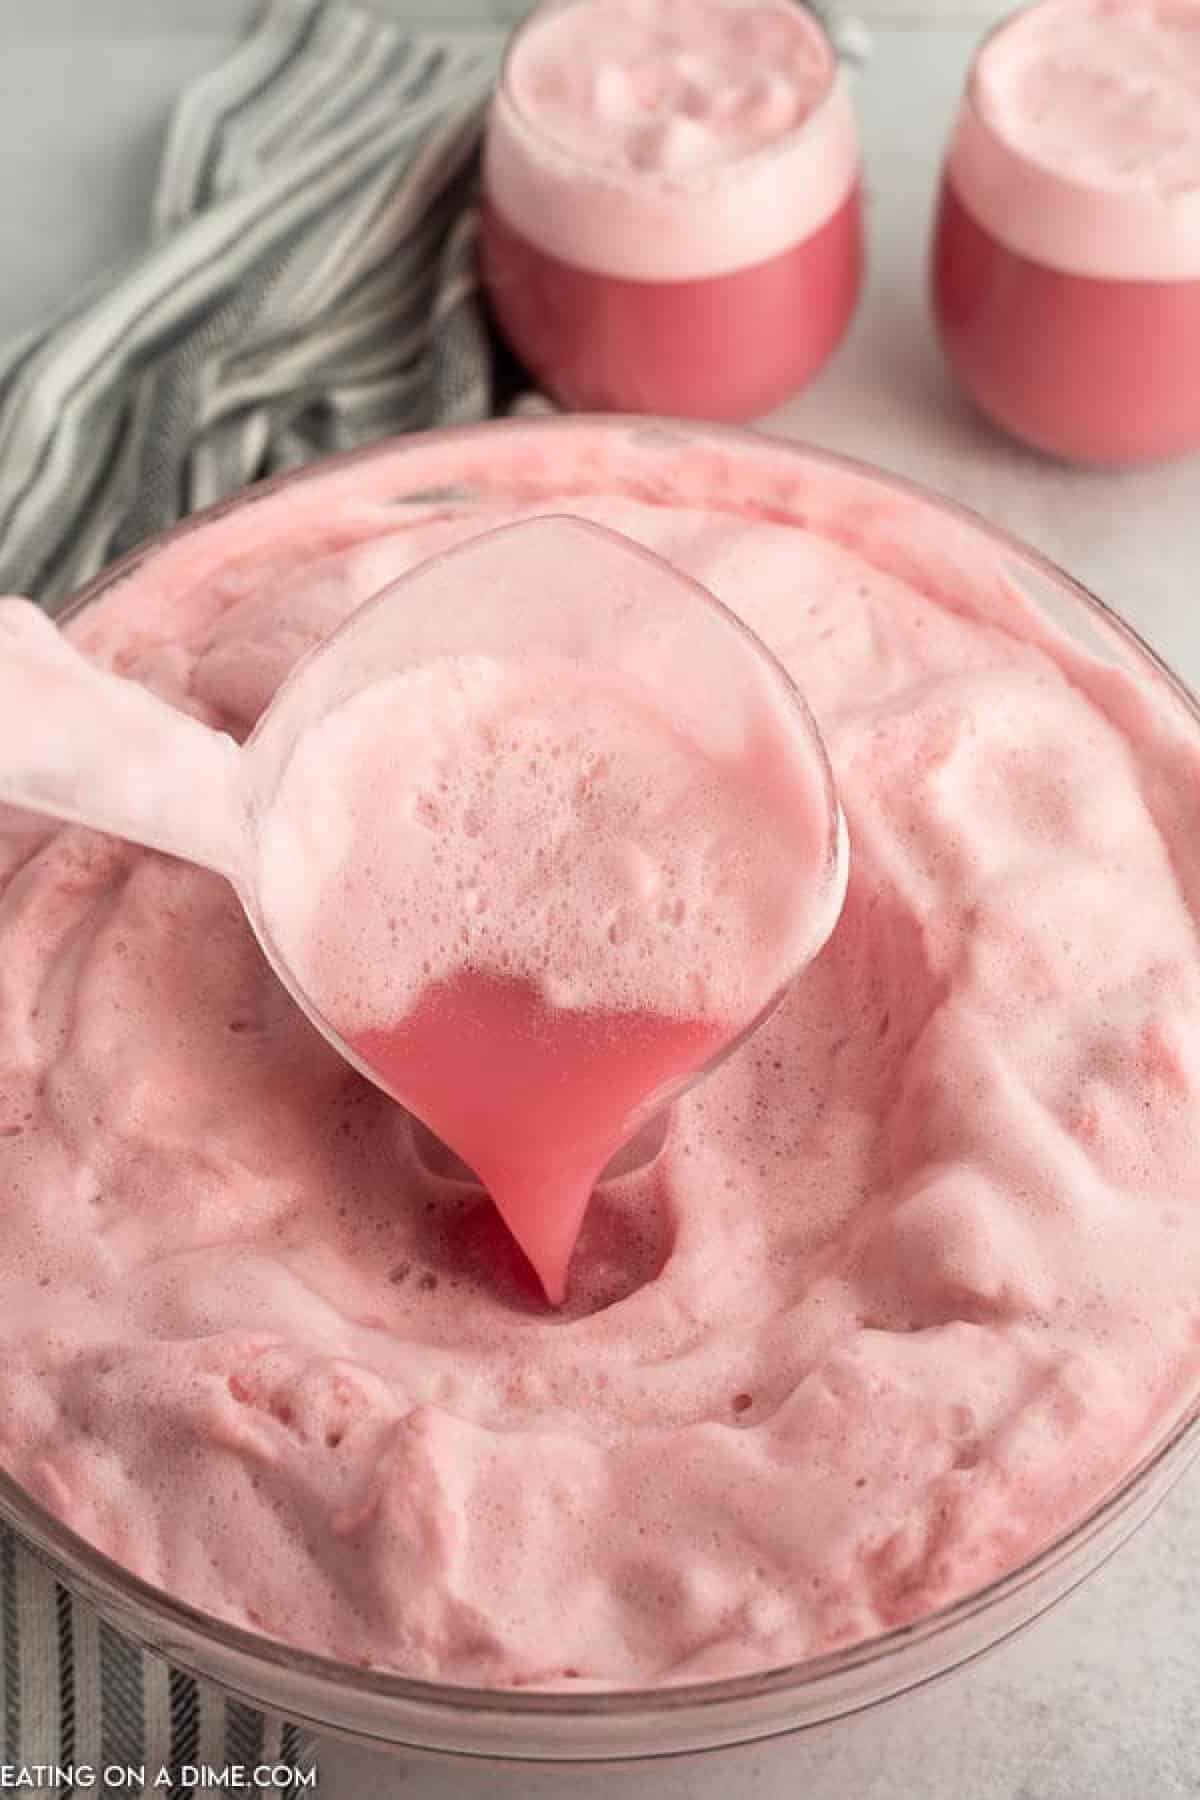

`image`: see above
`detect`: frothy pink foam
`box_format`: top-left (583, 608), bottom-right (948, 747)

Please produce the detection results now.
top-left (511, 0), bottom-right (829, 172)
top-left (1, 425), bottom-right (1199, 1688)
top-left (485, 0), bottom-right (858, 279)
top-left (255, 648), bottom-right (833, 1300)
top-left (950, 0), bottom-right (1200, 278)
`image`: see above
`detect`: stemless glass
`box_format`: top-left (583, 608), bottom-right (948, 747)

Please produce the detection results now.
top-left (932, 0), bottom-right (1200, 466)
top-left (480, 0), bottom-right (863, 420)
top-left (1, 419), bottom-right (1198, 1767)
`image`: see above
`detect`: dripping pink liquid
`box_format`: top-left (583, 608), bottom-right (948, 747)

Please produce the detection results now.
top-left (255, 629), bottom-right (837, 1312)
top-left (353, 973), bottom-right (724, 1304)
top-left (480, 190), bottom-right (863, 421)
top-left (933, 179), bottom-right (1200, 466)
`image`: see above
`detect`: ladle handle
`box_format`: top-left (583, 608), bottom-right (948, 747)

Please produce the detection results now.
top-left (0, 597), bottom-right (248, 882)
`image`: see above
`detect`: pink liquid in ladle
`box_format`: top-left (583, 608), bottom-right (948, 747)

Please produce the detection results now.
top-left (0, 518), bottom-right (846, 1303)
top-left (253, 521), bottom-right (846, 1302)
top-left (357, 977), bottom-right (723, 1305)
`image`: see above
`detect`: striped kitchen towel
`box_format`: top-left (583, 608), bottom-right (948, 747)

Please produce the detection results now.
top-left (0, 0), bottom-right (505, 607)
top-left (0, 1531), bottom-right (315, 1795)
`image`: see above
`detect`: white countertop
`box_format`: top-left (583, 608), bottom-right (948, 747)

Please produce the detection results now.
top-left (3, 7), bottom-right (1199, 1796)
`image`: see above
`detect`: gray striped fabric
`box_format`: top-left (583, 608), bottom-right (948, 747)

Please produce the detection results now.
top-left (0, 0), bottom-right (502, 606)
top-left (0, 0), bottom-right (867, 1787)
top-left (0, 1538), bottom-right (315, 1795)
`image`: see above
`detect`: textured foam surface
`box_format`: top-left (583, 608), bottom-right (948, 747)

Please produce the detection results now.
top-left (484, 0), bottom-right (857, 279)
top-left (509, 0), bottom-right (829, 174)
top-left (258, 651), bottom-right (827, 1027)
top-left (978, 0), bottom-right (1200, 195)
top-left (1, 445), bottom-right (1199, 1686)
top-left (949, 0), bottom-right (1200, 277)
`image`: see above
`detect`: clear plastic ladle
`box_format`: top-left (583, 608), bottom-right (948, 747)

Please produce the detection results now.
top-left (0, 516), bottom-right (848, 1302)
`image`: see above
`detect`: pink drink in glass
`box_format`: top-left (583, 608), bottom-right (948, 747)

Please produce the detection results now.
top-left (481, 0), bottom-right (862, 420)
top-left (932, 0), bottom-right (1200, 466)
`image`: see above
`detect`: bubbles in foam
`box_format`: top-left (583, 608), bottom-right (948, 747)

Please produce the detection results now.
top-left (4, 489), bottom-right (1200, 1685)
top-left (512, 0), bottom-right (822, 172)
top-left (257, 649), bottom-right (826, 1033)
top-left (978, 0), bottom-right (1200, 194)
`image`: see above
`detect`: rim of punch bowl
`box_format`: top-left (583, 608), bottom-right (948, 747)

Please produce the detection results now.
top-left (2, 417), bottom-right (1198, 1759)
